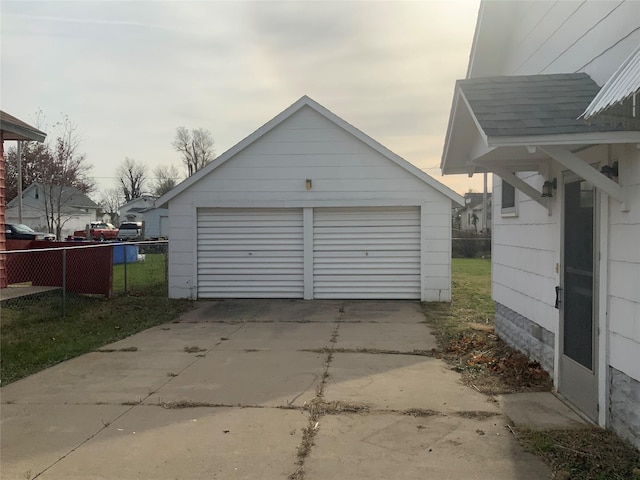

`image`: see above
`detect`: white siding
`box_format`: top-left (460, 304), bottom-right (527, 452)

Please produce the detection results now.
top-left (607, 146), bottom-right (640, 381)
top-left (168, 106), bottom-right (453, 300)
top-left (492, 170), bottom-right (561, 334)
top-left (484, 0), bottom-right (640, 84)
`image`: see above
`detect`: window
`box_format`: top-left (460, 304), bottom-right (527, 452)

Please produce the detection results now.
top-left (501, 180), bottom-right (518, 216)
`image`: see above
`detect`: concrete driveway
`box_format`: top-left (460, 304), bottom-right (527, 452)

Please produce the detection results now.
top-left (1, 300), bottom-right (555, 479)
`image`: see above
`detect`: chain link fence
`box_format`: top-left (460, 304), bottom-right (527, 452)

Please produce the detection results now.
top-left (452, 230), bottom-right (492, 258)
top-left (1, 241), bottom-right (168, 315)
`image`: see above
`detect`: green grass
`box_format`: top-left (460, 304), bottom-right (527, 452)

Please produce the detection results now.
top-left (1, 292), bottom-right (191, 385)
top-left (112, 253), bottom-right (167, 295)
top-left (422, 257), bottom-right (494, 335)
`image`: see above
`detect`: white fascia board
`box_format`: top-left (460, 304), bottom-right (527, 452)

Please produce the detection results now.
top-left (158, 95), bottom-right (464, 208)
top-left (459, 91), bottom-right (489, 147)
top-left (488, 166), bottom-right (548, 210)
top-left (441, 88), bottom-right (462, 172)
top-left (486, 131), bottom-right (640, 148)
top-left (305, 97), bottom-right (464, 206)
top-left (156, 96), bottom-right (316, 208)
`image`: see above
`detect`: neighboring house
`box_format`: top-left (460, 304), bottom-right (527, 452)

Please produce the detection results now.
top-left (119, 195), bottom-right (156, 223)
top-left (5, 182), bottom-right (99, 240)
top-left (158, 95), bottom-right (463, 301)
top-left (441, 1), bottom-right (640, 448)
top-left (139, 206), bottom-right (168, 239)
top-left (0, 111), bottom-right (47, 288)
top-left (454, 192), bottom-right (491, 231)
top-left (119, 196), bottom-right (168, 238)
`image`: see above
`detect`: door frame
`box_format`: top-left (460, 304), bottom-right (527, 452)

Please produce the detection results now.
top-left (558, 170), bottom-right (602, 422)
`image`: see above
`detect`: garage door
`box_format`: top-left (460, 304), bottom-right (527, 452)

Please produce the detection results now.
top-left (197, 208), bottom-right (304, 298)
top-left (313, 207), bottom-right (421, 299)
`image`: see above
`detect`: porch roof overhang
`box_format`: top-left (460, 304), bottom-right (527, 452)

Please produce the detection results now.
top-left (0, 111), bottom-right (46, 142)
top-left (441, 73), bottom-right (640, 209)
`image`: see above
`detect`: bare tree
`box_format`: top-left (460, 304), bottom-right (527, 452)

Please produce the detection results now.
top-left (100, 187), bottom-right (124, 225)
top-left (152, 164), bottom-right (181, 197)
top-left (4, 111), bottom-right (93, 203)
top-left (117, 157), bottom-right (147, 202)
top-left (171, 127), bottom-right (215, 176)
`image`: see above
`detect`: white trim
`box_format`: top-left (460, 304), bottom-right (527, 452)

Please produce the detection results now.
top-left (490, 166), bottom-right (548, 209)
top-left (158, 96), bottom-right (464, 208)
top-left (191, 204), bottom-right (198, 300)
top-left (597, 190), bottom-right (609, 427)
top-left (190, 199), bottom-right (433, 209)
top-left (539, 146), bottom-right (627, 207)
top-left (488, 131), bottom-right (640, 148)
top-left (303, 207), bottom-right (313, 300)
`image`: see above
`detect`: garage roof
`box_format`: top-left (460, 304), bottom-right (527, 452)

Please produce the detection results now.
top-left (158, 96), bottom-right (463, 207)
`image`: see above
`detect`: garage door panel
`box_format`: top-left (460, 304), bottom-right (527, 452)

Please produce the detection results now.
top-left (197, 208), bottom-right (303, 298)
top-left (313, 207), bottom-right (421, 299)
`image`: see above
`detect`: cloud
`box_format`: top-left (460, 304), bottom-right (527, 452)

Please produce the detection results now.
top-left (1, 0), bottom-right (481, 194)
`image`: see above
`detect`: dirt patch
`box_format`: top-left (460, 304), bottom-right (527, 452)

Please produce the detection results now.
top-left (401, 408), bottom-right (441, 417)
top-left (159, 400), bottom-right (226, 409)
top-left (455, 410), bottom-right (501, 420)
top-left (95, 346), bottom-right (138, 352)
top-left (183, 346), bottom-right (207, 353)
top-left (305, 399), bottom-right (370, 416)
top-left (301, 347), bottom-right (437, 357)
top-left (516, 427), bottom-right (640, 480)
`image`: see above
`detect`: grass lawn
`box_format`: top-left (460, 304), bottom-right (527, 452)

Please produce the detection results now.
top-left (112, 252), bottom-right (167, 295)
top-left (1, 283), bottom-right (191, 386)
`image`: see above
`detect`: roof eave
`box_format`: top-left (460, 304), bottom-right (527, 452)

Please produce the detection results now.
top-left (486, 130), bottom-right (640, 148)
top-left (158, 95), bottom-right (464, 208)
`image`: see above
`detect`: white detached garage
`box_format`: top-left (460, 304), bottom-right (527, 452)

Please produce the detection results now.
top-left (158, 96), bottom-right (462, 301)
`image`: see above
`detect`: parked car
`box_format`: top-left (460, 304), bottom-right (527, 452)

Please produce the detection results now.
top-left (5, 223), bottom-right (56, 241)
top-left (117, 222), bottom-right (142, 240)
top-left (73, 222), bottom-right (119, 241)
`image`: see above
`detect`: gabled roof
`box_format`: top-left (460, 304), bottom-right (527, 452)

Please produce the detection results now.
top-left (441, 73), bottom-right (640, 175)
top-left (7, 182), bottom-right (98, 211)
top-left (458, 74), bottom-right (615, 137)
top-left (158, 95), bottom-right (463, 207)
top-left (0, 111), bottom-right (46, 142)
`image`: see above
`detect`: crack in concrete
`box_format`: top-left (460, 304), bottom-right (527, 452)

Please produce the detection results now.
top-left (289, 313), bottom-right (342, 480)
top-left (299, 347), bottom-right (438, 357)
top-left (28, 322), bottom-right (248, 479)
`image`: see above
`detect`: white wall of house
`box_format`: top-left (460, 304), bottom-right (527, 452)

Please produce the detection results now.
top-left (142, 207), bottom-right (168, 239)
top-left (476, 0), bottom-right (640, 443)
top-left (168, 105), bottom-right (453, 301)
top-left (607, 146), bottom-right (640, 383)
top-left (478, 1), bottom-right (640, 82)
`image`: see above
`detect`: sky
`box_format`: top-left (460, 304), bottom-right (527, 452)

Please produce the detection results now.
top-left (1, 0), bottom-right (484, 200)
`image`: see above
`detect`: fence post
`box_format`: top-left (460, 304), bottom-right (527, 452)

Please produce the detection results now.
top-left (62, 248), bottom-right (67, 317)
top-left (123, 244), bottom-right (128, 295)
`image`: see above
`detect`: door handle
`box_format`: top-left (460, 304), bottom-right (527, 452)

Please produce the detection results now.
top-left (555, 286), bottom-right (562, 309)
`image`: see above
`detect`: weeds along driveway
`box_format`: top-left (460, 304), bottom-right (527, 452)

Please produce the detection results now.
top-left (1, 299), bottom-right (551, 480)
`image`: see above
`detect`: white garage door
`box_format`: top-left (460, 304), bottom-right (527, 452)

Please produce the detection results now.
top-left (197, 208), bottom-right (304, 298)
top-left (313, 207), bottom-right (421, 299)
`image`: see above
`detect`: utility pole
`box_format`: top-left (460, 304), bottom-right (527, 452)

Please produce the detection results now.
top-left (17, 141), bottom-right (23, 223)
top-left (481, 172), bottom-right (488, 233)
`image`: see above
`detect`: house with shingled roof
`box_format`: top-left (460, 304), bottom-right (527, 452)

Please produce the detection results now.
top-left (441, 1), bottom-right (640, 449)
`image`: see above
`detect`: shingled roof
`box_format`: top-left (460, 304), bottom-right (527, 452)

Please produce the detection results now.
top-left (457, 73), bottom-right (620, 137)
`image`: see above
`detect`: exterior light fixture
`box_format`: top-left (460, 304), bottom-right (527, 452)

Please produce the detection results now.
top-left (541, 178), bottom-right (557, 198)
top-left (601, 161), bottom-right (618, 178)
top-left (306, 179), bottom-right (312, 190)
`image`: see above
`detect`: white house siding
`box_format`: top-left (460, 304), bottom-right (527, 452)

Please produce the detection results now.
top-left (167, 105), bottom-right (453, 301)
top-left (475, 2), bottom-right (640, 446)
top-left (141, 208), bottom-right (168, 239)
top-left (608, 147), bottom-right (640, 383)
top-left (5, 205), bottom-right (94, 240)
top-left (497, 1), bottom-right (640, 84)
